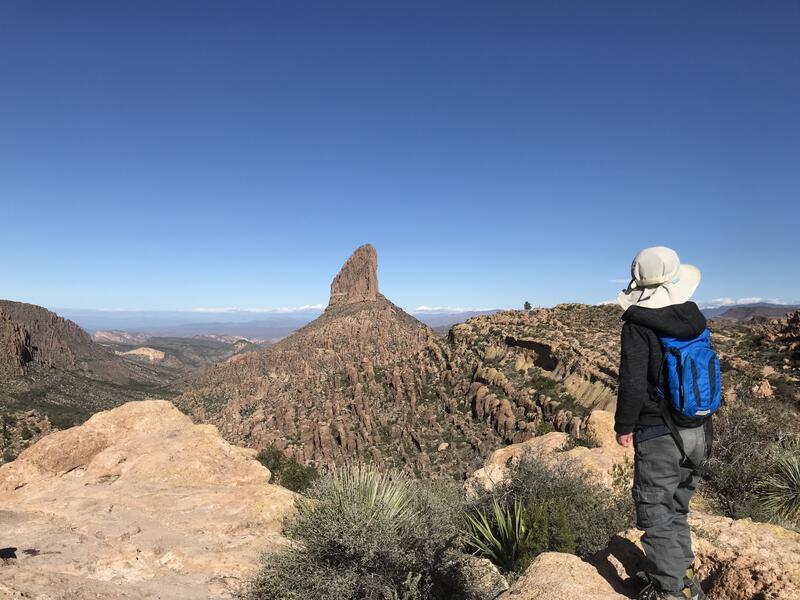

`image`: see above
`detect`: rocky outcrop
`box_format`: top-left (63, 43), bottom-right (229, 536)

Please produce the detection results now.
top-left (497, 513), bottom-right (800, 600)
top-left (469, 409), bottom-right (632, 491)
top-left (498, 552), bottom-right (626, 600)
top-left (448, 305), bottom-right (623, 444)
top-left (756, 309), bottom-right (800, 364)
top-left (179, 245), bottom-right (503, 477)
top-left (591, 513), bottom-right (800, 600)
top-left (482, 407), bottom-right (800, 600)
top-left (0, 400), bottom-right (296, 599)
top-left (329, 243), bottom-right (380, 306)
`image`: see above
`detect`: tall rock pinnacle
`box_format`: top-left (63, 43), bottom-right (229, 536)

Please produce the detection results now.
top-left (328, 244), bottom-right (380, 307)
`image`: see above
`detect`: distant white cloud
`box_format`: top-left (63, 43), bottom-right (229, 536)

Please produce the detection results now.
top-left (698, 297), bottom-right (786, 309)
top-left (190, 305), bottom-right (325, 314)
top-left (412, 305), bottom-right (495, 314)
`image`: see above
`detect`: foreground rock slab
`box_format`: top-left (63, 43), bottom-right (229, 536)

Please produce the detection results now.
top-left (0, 400), bottom-right (296, 599)
top-left (498, 552), bottom-right (626, 600)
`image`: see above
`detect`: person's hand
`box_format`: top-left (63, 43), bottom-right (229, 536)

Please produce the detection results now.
top-left (616, 433), bottom-right (633, 448)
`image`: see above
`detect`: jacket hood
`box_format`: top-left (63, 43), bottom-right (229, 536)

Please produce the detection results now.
top-left (622, 301), bottom-right (707, 339)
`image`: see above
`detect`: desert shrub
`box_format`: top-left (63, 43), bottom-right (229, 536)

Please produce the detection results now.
top-left (464, 498), bottom-right (548, 573)
top-left (548, 504), bottom-right (577, 554)
top-left (756, 452), bottom-right (800, 527)
top-left (242, 467), bottom-right (469, 600)
top-left (469, 454), bottom-right (633, 565)
top-left (702, 399), bottom-right (785, 520)
top-left (256, 444), bottom-right (318, 494)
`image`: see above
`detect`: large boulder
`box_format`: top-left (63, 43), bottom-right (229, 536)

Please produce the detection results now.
top-left (0, 400), bottom-right (296, 599)
top-left (497, 552), bottom-right (626, 600)
top-left (469, 410), bottom-right (632, 491)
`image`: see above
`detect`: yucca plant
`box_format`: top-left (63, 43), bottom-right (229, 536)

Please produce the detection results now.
top-left (464, 499), bottom-right (546, 573)
top-left (756, 452), bottom-right (800, 525)
top-left (299, 466), bottom-right (419, 529)
top-left (243, 466), bottom-right (468, 600)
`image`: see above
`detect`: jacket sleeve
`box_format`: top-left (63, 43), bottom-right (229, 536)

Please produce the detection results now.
top-left (615, 322), bottom-right (650, 435)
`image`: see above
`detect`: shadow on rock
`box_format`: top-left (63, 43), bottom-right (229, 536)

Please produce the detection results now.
top-left (588, 535), bottom-right (650, 598)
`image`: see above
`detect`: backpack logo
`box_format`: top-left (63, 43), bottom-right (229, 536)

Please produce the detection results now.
top-left (656, 329), bottom-right (722, 421)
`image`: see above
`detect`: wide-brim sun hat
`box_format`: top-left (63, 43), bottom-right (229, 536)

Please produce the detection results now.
top-left (617, 246), bottom-right (701, 310)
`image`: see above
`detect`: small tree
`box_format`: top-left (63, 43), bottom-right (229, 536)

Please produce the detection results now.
top-left (523, 301), bottom-right (532, 311)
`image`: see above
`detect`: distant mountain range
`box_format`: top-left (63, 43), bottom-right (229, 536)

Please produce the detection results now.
top-left (702, 302), bottom-right (799, 320)
top-left (58, 307), bottom-right (498, 340)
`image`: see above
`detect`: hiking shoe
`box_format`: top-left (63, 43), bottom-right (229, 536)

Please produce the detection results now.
top-left (684, 568), bottom-right (706, 600)
top-left (637, 581), bottom-right (691, 600)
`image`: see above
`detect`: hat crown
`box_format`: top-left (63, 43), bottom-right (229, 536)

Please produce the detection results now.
top-left (631, 246), bottom-right (680, 287)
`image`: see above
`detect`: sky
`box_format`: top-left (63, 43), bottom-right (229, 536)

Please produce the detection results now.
top-left (1, 1), bottom-right (798, 314)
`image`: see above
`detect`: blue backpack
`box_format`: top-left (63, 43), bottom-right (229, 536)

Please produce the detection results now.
top-left (656, 329), bottom-right (722, 421)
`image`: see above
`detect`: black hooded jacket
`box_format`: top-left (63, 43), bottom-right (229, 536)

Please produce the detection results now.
top-left (614, 301), bottom-right (708, 435)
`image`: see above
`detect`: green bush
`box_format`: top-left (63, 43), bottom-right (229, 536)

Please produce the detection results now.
top-left (702, 399), bottom-right (783, 520)
top-left (469, 454), bottom-right (633, 562)
top-left (756, 452), bottom-right (800, 527)
top-left (549, 504), bottom-right (576, 554)
top-left (256, 444), bottom-right (319, 494)
top-left (242, 467), bottom-right (469, 600)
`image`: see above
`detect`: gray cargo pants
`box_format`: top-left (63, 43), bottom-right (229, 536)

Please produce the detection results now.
top-left (633, 426), bottom-right (706, 592)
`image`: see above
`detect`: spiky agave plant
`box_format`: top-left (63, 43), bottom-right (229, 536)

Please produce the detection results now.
top-left (756, 452), bottom-right (800, 525)
top-left (299, 465), bottom-right (419, 530)
top-left (463, 499), bottom-right (545, 573)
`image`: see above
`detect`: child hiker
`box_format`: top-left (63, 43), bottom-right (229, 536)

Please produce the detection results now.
top-left (615, 247), bottom-right (720, 600)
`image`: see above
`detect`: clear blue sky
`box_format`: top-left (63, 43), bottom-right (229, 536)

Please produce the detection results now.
top-left (1, 1), bottom-right (798, 313)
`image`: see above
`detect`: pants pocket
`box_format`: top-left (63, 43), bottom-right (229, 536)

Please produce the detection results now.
top-left (632, 486), bottom-right (670, 529)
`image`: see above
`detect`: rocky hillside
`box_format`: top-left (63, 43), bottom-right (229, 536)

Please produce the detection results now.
top-left (445, 304), bottom-right (622, 443)
top-left (0, 301), bottom-right (176, 461)
top-left (178, 246), bottom-right (627, 476)
top-left (0, 400), bottom-right (296, 599)
top-left (0, 300), bottom-right (133, 382)
top-left (179, 245), bottom-right (504, 477)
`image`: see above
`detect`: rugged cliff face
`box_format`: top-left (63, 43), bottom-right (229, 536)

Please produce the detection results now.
top-left (179, 245), bottom-right (504, 477)
top-left (0, 300), bottom-right (133, 382)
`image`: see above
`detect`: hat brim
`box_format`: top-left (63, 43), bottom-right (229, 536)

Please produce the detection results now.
top-left (617, 264), bottom-right (701, 310)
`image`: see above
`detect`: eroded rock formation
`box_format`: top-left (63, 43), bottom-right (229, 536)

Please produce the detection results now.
top-left (329, 243), bottom-right (380, 306)
top-left (179, 245), bottom-right (503, 477)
